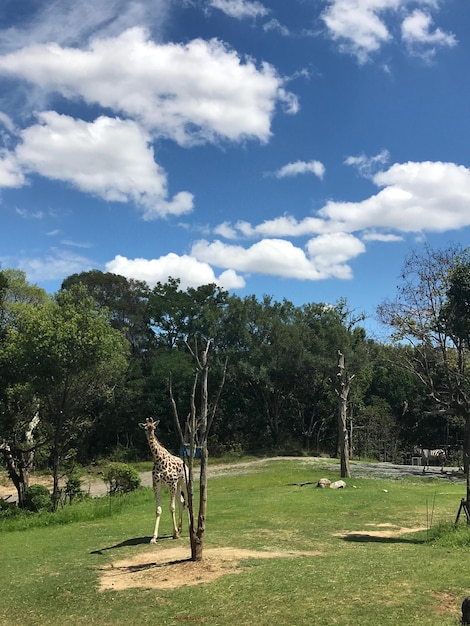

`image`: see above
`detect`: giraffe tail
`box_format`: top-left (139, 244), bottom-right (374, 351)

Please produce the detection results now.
top-left (179, 478), bottom-right (187, 509)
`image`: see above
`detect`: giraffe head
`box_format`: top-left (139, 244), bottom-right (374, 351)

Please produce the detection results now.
top-left (139, 417), bottom-right (160, 438)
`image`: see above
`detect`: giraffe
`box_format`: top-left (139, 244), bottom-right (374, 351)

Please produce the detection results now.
top-left (139, 417), bottom-right (187, 544)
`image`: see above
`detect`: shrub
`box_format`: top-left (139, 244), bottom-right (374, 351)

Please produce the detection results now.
top-left (65, 472), bottom-right (85, 502)
top-left (23, 485), bottom-right (51, 512)
top-left (102, 463), bottom-right (141, 495)
top-left (0, 498), bottom-right (21, 519)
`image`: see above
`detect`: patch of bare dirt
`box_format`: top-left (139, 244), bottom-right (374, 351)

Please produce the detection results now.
top-left (433, 590), bottom-right (462, 619)
top-left (0, 475), bottom-right (57, 499)
top-left (98, 546), bottom-right (321, 592)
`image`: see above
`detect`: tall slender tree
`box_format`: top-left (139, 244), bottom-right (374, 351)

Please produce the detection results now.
top-left (378, 243), bottom-right (470, 508)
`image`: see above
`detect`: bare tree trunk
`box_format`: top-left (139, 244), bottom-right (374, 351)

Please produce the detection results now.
top-left (0, 444), bottom-right (25, 506)
top-left (170, 340), bottom-right (227, 562)
top-left (192, 346), bottom-right (209, 561)
top-left (464, 415), bottom-right (470, 508)
top-left (0, 411), bottom-right (40, 507)
top-left (335, 350), bottom-right (353, 479)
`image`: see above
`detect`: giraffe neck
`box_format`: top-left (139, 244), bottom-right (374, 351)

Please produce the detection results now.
top-left (148, 432), bottom-right (168, 463)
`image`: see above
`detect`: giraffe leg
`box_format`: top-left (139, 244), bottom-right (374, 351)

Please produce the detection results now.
top-left (169, 487), bottom-right (179, 539)
top-left (177, 477), bottom-right (187, 535)
top-left (150, 484), bottom-right (162, 544)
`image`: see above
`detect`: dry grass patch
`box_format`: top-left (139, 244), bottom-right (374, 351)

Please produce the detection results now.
top-left (99, 545), bottom-right (321, 592)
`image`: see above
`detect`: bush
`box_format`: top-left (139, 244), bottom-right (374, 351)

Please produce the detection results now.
top-left (102, 463), bottom-right (141, 495)
top-left (23, 485), bottom-right (51, 512)
top-left (65, 472), bottom-right (85, 503)
top-left (0, 498), bottom-right (21, 519)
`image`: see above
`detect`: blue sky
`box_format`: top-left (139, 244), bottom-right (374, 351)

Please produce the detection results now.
top-left (0, 0), bottom-right (468, 337)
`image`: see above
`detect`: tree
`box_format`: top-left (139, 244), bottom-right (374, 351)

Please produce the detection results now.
top-left (0, 269), bottom-right (8, 341)
top-left (170, 339), bottom-right (227, 561)
top-left (0, 270), bottom-right (49, 505)
top-left (228, 296), bottom-right (310, 448)
top-left (61, 270), bottom-right (155, 458)
top-left (335, 350), bottom-right (353, 477)
top-left (378, 243), bottom-right (470, 508)
top-left (148, 279), bottom-right (229, 560)
top-left (61, 270), bottom-right (153, 356)
top-left (444, 249), bottom-right (470, 509)
top-left (3, 285), bottom-right (129, 508)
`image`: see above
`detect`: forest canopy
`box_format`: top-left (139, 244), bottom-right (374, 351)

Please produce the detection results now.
top-left (1, 243), bottom-right (469, 503)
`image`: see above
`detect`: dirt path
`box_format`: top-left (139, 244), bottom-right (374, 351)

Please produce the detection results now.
top-left (0, 457), bottom-right (463, 502)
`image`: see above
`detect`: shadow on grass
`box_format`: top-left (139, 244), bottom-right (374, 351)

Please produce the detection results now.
top-left (91, 534), bottom-right (176, 554)
top-left (342, 533), bottom-right (426, 545)
top-left (111, 557), bottom-right (193, 573)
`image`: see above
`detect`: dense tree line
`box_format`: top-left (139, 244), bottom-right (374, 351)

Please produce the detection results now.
top-left (1, 243), bottom-right (469, 505)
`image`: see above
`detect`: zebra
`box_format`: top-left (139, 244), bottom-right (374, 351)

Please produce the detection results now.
top-left (413, 446), bottom-right (446, 472)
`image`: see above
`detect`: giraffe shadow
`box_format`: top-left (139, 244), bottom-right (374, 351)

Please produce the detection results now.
top-left (90, 535), bottom-right (177, 555)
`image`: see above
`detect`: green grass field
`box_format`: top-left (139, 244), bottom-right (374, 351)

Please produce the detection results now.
top-left (1, 458), bottom-right (469, 625)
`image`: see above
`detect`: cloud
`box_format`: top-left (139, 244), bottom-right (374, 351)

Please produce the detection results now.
top-left (61, 240), bottom-right (92, 249)
top-left (201, 158), bottom-right (470, 285)
top-left (401, 10), bottom-right (457, 56)
top-left (15, 207), bottom-right (45, 219)
top-left (12, 112), bottom-right (193, 218)
top-left (0, 150), bottom-right (25, 187)
top-left (273, 159), bottom-right (325, 179)
top-left (15, 249), bottom-right (94, 282)
top-left (106, 253), bottom-right (245, 290)
top-left (216, 215), bottom-right (328, 239)
top-left (345, 149), bottom-right (390, 179)
top-left (263, 19), bottom-right (291, 37)
top-left (0, 0), bottom-right (170, 52)
top-left (217, 160), bottom-right (470, 238)
top-left (213, 221), bottom-right (240, 239)
top-left (209, 0), bottom-right (268, 19)
top-left (320, 161), bottom-right (470, 233)
top-left (0, 111), bottom-right (17, 134)
top-left (361, 232), bottom-right (403, 242)
top-left (0, 27), bottom-right (295, 146)
top-left (191, 234), bottom-right (365, 280)
top-left (321, 0), bottom-right (456, 63)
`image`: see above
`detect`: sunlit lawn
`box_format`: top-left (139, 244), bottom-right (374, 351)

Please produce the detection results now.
top-left (0, 458), bottom-right (468, 625)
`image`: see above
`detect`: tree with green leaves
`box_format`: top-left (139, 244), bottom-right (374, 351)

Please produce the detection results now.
top-left (444, 248), bottom-right (470, 510)
top-left (61, 270), bottom-right (156, 458)
top-left (3, 284), bottom-right (129, 508)
top-left (0, 270), bottom-right (50, 506)
top-left (378, 243), bottom-right (470, 509)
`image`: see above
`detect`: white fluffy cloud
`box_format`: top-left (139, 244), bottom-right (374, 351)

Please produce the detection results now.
top-left (218, 161), bottom-right (470, 239)
top-left (321, 161), bottom-right (470, 233)
top-left (274, 159), bottom-right (325, 179)
top-left (12, 112), bottom-right (193, 218)
top-left (401, 10), bottom-right (457, 55)
top-left (195, 159), bottom-right (470, 283)
top-left (191, 234), bottom-right (365, 280)
top-left (209, 0), bottom-right (268, 19)
top-left (321, 0), bottom-right (456, 62)
top-left (0, 27), bottom-right (295, 146)
top-left (106, 254), bottom-right (245, 290)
